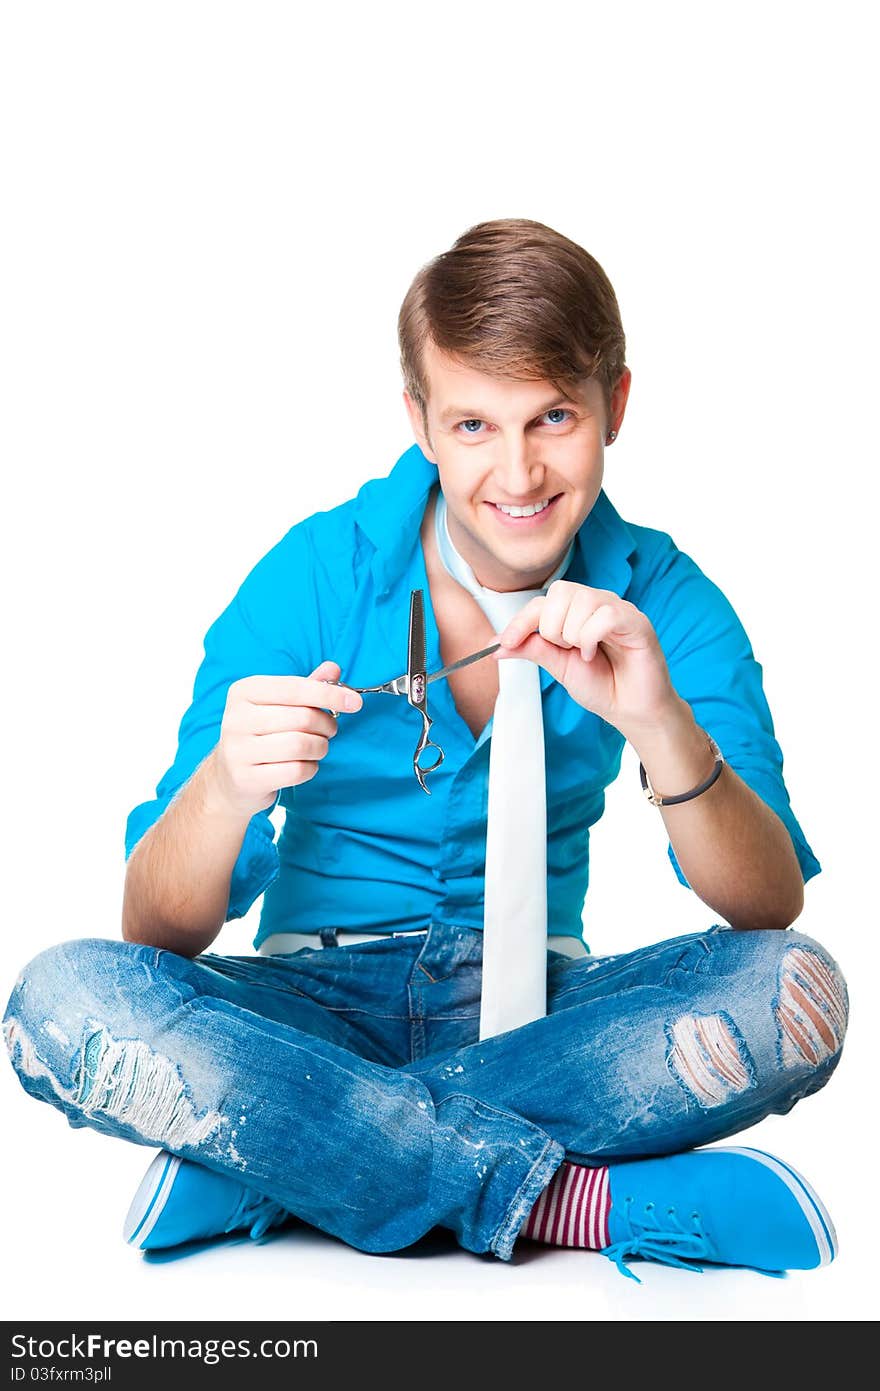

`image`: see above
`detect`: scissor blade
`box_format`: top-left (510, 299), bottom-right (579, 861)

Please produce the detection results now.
top-left (426, 642), bottom-right (501, 684)
top-left (407, 589), bottom-right (428, 709)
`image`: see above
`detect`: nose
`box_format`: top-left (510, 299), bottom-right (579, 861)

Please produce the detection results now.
top-left (493, 436), bottom-right (546, 499)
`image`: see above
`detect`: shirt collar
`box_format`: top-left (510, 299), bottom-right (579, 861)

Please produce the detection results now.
top-left (354, 442), bottom-right (639, 600)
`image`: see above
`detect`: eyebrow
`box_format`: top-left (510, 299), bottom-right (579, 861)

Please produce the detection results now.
top-left (438, 393), bottom-right (579, 424)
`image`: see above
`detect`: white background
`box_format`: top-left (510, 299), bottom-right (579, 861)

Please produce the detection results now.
top-left (1, 0), bottom-right (876, 1323)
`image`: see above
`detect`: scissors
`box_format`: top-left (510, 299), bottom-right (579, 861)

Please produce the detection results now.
top-left (324, 588), bottom-right (500, 795)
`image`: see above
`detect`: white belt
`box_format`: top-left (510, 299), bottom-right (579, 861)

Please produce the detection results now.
top-left (258, 930), bottom-right (588, 959)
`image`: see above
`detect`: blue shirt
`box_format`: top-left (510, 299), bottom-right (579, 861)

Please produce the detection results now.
top-left (124, 443), bottom-right (821, 951)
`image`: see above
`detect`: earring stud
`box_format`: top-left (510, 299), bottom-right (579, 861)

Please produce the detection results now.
top-left (607, 429), bottom-right (617, 443)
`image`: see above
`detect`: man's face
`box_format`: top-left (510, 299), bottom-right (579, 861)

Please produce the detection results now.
top-left (404, 342), bottom-right (631, 592)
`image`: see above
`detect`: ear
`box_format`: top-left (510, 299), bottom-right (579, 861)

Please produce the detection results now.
top-left (608, 367), bottom-right (633, 438)
top-left (403, 389), bottom-right (437, 463)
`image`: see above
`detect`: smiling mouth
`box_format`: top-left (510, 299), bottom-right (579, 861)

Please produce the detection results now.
top-left (486, 493), bottom-right (562, 518)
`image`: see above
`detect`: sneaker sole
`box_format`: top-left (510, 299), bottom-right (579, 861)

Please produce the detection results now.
top-left (711, 1146), bottom-right (838, 1267)
top-left (123, 1151), bottom-right (181, 1249)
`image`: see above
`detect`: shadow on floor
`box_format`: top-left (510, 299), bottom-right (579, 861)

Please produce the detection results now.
top-left (141, 1219), bottom-right (479, 1266)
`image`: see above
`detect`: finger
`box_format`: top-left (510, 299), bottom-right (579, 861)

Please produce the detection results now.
top-left (260, 759), bottom-right (321, 785)
top-left (499, 590), bottom-right (587, 653)
top-left (242, 673), bottom-right (362, 714)
top-left (495, 595), bottom-right (546, 649)
top-left (250, 705), bottom-right (340, 739)
top-left (251, 730), bottom-right (332, 765)
top-left (554, 599), bottom-right (605, 654)
top-left (308, 661), bottom-right (363, 718)
top-left (496, 581), bottom-right (606, 651)
top-left (577, 602), bottom-right (642, 661)
top-left (542, 584), bottom-right (593, 650)
top-left (317, 679), bottom-right (364, 716)
top-left (496, 630), bottom-right (570, 682)
top-left (309, 659), bottom-right (341, 679)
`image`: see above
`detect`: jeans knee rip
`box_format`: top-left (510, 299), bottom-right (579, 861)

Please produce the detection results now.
top-left (74, 1026), bottom-right (223, 1148)
top-left (666, 1011), bottom-right (756, 1108)
top-left (775, 946), bottom-right (848, 1069)
top-left (5, 1012), bottom-right (224, 1151)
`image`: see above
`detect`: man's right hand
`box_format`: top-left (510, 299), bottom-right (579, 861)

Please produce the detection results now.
top-left (208, 660), bottom-right (363, 817)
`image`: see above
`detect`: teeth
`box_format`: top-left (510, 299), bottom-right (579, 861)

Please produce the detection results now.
top-left (495, 498), bottom-right (552, 518)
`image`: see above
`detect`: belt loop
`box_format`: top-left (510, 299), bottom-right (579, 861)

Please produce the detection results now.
top-left (318, 928), bottom-right (339, 948)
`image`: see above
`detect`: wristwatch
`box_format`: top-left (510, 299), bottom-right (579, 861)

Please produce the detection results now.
top-left (640, 733), bottom-right (725, 807)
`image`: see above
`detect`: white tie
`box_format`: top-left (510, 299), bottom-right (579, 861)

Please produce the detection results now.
top-left (434, 492), bottom-right (574, 1039)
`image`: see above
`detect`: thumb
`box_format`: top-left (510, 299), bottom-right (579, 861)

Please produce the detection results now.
top-left (309, 659), bottom-right (342, 680)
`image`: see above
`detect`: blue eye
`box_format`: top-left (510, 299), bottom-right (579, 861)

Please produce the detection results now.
top-left (454, 408), bottom-right (571, 435)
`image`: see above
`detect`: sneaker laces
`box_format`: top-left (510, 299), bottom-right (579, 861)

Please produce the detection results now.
top-left (224, 1186), bottom-right (289, 1241)
top-left (601, 1196), bottom-right (712, 1284)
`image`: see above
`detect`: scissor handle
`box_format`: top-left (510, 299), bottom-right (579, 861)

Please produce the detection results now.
top-left (413, 711), bottom-right (444, 795)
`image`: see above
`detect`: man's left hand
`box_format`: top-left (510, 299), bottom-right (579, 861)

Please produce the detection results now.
top-left (494, 579), bottom-right (679, 739)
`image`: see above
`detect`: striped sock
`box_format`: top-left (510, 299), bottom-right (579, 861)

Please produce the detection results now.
top-left (519, 1161), bottom-right (611, 1248)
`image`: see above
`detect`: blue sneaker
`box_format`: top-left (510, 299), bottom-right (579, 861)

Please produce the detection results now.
top-left (123, 1151), bottom-right (289, 1251)
top-left (602, 1146), bottom-right (838, 1282)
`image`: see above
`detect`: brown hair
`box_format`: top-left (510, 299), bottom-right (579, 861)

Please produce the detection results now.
top-left (398, 218), bottom-right (627, 439)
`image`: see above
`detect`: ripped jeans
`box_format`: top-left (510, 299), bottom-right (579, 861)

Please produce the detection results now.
top-left (2, 921), bottom-right (848, 1261)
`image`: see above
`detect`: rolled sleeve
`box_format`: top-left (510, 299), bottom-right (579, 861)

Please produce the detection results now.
top-left (631, 535), bottom-right (821, 891)
top-left (124, 525), bottom-right (319, 921)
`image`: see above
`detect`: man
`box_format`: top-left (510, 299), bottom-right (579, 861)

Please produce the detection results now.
top-left (4, 219), bottom-right (847, 1281)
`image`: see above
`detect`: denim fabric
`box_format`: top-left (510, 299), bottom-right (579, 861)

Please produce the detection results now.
top-left (3, 921), bottom-right (847, 1261)
top-left (122, 446), bottom-right (821, 948)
